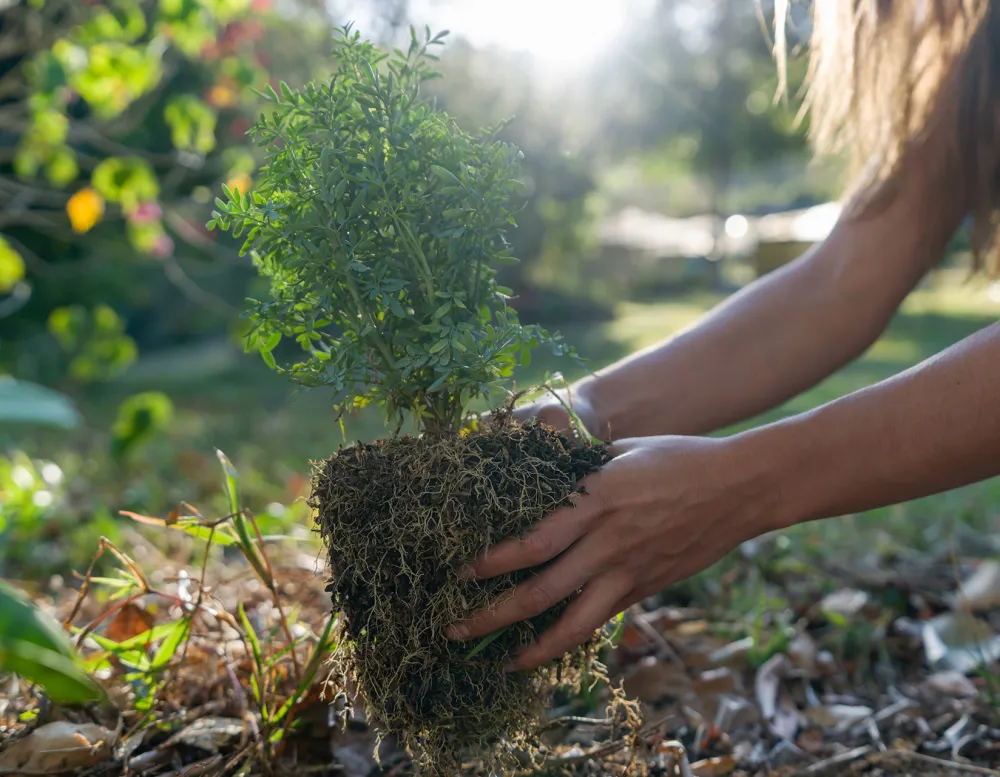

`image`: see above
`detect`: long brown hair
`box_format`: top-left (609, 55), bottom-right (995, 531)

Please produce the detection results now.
top-left (778, 1), bottom-right (1000, 270)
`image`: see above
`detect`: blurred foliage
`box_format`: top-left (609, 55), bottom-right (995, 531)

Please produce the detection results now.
top-left (0, 579), bottom-right (104, 704)
top-left (0, 0), bottom-right (836, 579)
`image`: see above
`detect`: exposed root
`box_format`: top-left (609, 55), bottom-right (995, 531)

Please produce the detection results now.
top-left (312, 415), bottom-right (632, 773)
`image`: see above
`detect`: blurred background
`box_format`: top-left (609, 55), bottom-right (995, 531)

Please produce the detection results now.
top-left (1, 0), bottom-right (997, 580)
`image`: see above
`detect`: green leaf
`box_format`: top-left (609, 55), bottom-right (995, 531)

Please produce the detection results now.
top-left (150, 618), bottom-right (191, 671)
top-left (238, 603), bottom-right (263, 680)
top-left (0, 581), bottom-right (105, 704)
top-left (111, 391), bottom-right (173, 461)
top-left (429, 165), bottom-right (461, 185)
top-left (217, 448), bottom-right (241, 519)
top-left (0, 377), bottom-right (81, 429)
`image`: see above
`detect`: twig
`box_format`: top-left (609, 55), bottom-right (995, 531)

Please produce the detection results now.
top-left (879, 751), bottom-right (1000, 776)
top-left (628, 610), bottom-right (686, 667)
top-left (536, 715), bottom-right (614, 733)
top-left (804, 745), bottom-right (872, 774)
top-left (519, 713), bottom-right (675, 774)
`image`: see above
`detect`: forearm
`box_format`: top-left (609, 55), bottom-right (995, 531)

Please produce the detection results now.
top-left (579, 221), bottom-right (930, 439)
top-left (753, 322), bottom-right (1000, 529)
top-left (579, 92), bottom-right (970, 442)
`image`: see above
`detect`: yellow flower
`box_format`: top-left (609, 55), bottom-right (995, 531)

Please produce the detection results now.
top-left (66, 187), bottom-right (105, 233)
top-left (0, 236), bottom-right (24, 293)
top-left (226, 173), bottom-right (252, 196)
top-left (207, 81), bottom-right (239, 109)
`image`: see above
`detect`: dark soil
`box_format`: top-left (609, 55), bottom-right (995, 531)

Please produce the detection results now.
top-left (311, 414), bottom-right (621, 773)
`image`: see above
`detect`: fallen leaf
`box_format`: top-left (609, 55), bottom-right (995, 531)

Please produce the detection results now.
top-left (802, 704), bottom-right (873, 730)
top-left (674, 620), bottom-right (708, 637)
top-left (953, 560), bottom-right (1000, 611)
top-left (920, 670), bottom-right (978, 698)
top-left (106, 603), bottom-right (155, 643)
top-left (708, 637), bottom-right (754, 667)
top-left (922, 611), bottom-right (1000, 673)
top-left (787, 632), bottom-right (818, 674)
top-left (163, 717), bottom-right (246, 754)
top-left (795, 728), bottom-right (825, 756)
top-left (622, 656), bottom-right (692, 703)
top-left (0, 722), bottom-right (114, 772)
top-left (754, 653), bottom-right (790, 724)
top-left (820, 588), bottom-right (869, 619)
top-left (691, 754), bottom-right (737, 776)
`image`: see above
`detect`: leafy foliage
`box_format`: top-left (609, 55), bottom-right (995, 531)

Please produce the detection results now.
top-left (212, 25), bottom-right (576, 434)
top-left (0, 580), bottom-right (105, 705)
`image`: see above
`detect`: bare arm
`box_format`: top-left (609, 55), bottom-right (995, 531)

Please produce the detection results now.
top-left (761, 320), bottom-right (1000, 527)
top-left (450, 318), bottom-right (1000, 672)
top-left (558, 135), bottom-right (969, 440)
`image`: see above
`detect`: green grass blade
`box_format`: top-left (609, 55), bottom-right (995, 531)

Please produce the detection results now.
top-left (464, 626), bottom-right (509, 660)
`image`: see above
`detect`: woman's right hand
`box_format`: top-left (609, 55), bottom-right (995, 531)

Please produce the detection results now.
top-left (508, 384), bottom-right (606, 441)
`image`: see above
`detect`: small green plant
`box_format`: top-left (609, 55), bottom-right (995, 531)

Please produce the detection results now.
top-left (210, 23), bottom-right (574, 435)
top-left (211, 24), bottom-right (633, 773)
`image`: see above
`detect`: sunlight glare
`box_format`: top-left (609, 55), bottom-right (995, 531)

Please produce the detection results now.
top-left (440, 0), bottom-right (639, 74)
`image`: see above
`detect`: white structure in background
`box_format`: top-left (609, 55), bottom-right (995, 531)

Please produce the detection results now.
top-left (597, 201), bottom-right (843, 281)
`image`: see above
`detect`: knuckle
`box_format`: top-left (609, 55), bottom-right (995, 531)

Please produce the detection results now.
top-left (523, 580), bottom-right (553, 615)
top-left (522, 531), bottom-right (554, 565)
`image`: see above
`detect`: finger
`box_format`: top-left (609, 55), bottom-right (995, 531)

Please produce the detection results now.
top-left (505, 572), bottom-right (634, 672)
top-left (448, 538), bottom-right (607, 641)
top-left (462, 472), bottom-right (609, 581)
top-left (606, 437), bottom-right (643, 457)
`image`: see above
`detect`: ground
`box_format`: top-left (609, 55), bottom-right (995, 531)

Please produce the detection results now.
top-left (2, 269), bottom-right (999, 776)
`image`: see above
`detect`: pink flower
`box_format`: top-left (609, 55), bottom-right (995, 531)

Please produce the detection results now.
top-left (151, 234), bottom-right (174, 258)
top-left (131, 202), bottom-right (163, 224)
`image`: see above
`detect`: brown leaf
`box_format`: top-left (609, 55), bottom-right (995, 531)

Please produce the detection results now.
top-left (690, 754), bottom-right (737, 776)
top-left (802, 704), bottom-right (873, 731)
top-left (106, 602), bottom-right (155, 643)
top-left (622, 657), bottom-right (692, 703)
top-left (953, 560), bottom-right (1000, 612)
top-left (920, 670), bottom-right (978, 698)
top-left (0, 722), bottom-right (115, 772)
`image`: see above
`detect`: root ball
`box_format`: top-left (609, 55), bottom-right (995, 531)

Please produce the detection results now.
top-left (312, 416), bottom-right (613, 772)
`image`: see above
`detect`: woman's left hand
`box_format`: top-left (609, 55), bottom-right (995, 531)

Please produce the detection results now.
top-left (446, 433), bottom-right (784, 672)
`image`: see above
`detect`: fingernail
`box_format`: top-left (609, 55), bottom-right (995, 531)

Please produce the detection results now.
top-left (446, 624), bottom-right (467, 640)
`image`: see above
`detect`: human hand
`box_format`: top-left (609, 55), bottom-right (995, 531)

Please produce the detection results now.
top-left (446, 434), bottom-right (780, 671)
top-left (498, 382), bottom-right (606, 440)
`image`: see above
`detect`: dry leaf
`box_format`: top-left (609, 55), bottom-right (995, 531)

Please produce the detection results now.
top-left (691, 754), bottom-right (737, 776)
top-left (163, 717), bottom-right (246, 754)
top-left (922, 611), bottom-right (1000, 673)
top-left (755, 654), bottom-right (799, 740)
top-left (787, 632), bottom-right (818, 674)
top-left (820, 588), bottom-right (869, 618)
top-left (953, 560), bottom-right (1000, 612)
top-left (920, 670), bottom-right (978, 699)
top-left (754, 654), bottom-right (790, 723)
top-left (106, 603), bottom-right (155, 643)
top-left (802, 704), bottom-right (873, 731)
top-left (0, 722), bottom-right (114, 773)
top-left (622, 656), bottom-right (692, 703)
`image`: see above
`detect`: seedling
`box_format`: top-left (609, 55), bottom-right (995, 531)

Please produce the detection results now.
top-left (212, 24), bottom-right (629, 773)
